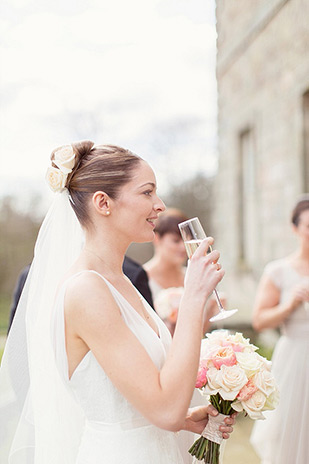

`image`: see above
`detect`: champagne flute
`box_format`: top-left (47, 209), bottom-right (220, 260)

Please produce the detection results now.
top-left (178, 217), bottom-right (238, 322)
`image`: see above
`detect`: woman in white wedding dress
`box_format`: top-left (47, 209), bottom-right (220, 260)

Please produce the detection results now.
top-left (251, 196), bottom-right (309, 464)
top-left (0, 141), bottom-right (235, 464)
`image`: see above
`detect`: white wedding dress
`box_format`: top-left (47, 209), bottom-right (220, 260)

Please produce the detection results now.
top-left (250, 259), bottom-right (309, 464)
top-left (149, 276), bottom-right (206, 464)
top-left (54, 270), bottom-right (184, 464)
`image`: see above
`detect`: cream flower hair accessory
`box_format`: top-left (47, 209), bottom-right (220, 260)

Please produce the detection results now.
top-left (46, 144), bottom-right (76, 192)
top-left (53, 145), bottom-right (76, 174)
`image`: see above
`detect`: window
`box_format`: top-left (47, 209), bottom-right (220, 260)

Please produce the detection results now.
top-left (302, 90), bottom-right (309, 192)
top-left (238, 128), bottom-right (257, 270)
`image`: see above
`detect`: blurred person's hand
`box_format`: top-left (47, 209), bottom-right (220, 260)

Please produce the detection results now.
top-left (287, 282), bottom-right (309, 311)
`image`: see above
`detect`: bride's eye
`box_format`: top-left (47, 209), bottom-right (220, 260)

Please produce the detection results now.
top-left (144, 190), bottom-right (152, 196)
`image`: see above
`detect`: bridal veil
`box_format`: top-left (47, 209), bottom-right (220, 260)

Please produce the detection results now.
top-left (0, 191), bottom-right (85, 463)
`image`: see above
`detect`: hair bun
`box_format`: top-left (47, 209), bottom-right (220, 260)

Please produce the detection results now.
top-left (72, 140), bottom-right (95, 163)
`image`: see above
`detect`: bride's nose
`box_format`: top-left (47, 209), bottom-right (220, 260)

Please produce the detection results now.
top-left (154, 196), bottom-right (165, 213)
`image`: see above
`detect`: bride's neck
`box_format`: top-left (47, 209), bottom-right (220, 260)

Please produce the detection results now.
top-left (83, 234), bottom-right (128, 276)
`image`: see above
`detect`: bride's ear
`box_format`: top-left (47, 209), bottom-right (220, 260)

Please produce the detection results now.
top-left (92, 191), bottom-right (112, 217)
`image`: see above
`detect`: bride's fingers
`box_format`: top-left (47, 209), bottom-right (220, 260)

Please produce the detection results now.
top-left (220, 425), bottom-right (233, 433)
top-left (191, 238), bottom-right (214, 258)
top-left (220, 424), bottom-right (234, 439)
top-left (224, 414), bottom-right (236, 425)
top-left (220, 412), bottom-right (237, 438)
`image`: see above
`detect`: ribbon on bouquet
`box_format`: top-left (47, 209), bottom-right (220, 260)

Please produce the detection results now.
top-left (201, 413), bottom-right (228, 445)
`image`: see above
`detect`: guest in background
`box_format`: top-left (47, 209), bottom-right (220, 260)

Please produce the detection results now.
top-left (251, 195), bottom-right (309, 464)
top-left (144, 208), bottom-right (220, 336)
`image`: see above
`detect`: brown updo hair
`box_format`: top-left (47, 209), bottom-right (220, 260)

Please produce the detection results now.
top-left (291, 195), bottom-right (309, 226)
top-left (154, 208), bottom-right (189, 237)
top-left (50, 141), bottom-right (141, 227)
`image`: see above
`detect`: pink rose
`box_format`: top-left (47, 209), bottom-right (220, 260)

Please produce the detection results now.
top-left (222, 341), bottom-right (244, 353)
top-left (211, 346), bottom-right (237, 369)
top-left (196, 367), bottom-right (208, 388)
top-left (237, 378), bottom-right (258, 402)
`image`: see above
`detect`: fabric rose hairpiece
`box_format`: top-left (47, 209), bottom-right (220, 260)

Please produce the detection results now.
top-left (46, 145), bottom-right (76, 192)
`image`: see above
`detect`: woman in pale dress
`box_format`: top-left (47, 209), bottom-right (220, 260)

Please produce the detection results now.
top-left (0, 141), bottom-right (235, 464)
top-left (251, 195), bottom-right (309, 464)
top-left (144, 209), bottom-right (220, 336)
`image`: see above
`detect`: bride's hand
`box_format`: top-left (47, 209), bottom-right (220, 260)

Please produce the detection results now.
top-left (183, 405), bottom-right (236, 439)
top-left (184, 238), bottom-right (225, 306)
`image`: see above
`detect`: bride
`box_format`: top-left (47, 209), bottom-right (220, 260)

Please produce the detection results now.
top-left (0, 141), bottom-right (235, 463)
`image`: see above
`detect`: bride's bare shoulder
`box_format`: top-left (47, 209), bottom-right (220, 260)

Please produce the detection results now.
top-left (64, 271), bottom-right (117, 319)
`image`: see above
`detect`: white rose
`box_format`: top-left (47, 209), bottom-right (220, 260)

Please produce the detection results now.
top-left (263, 388), bottom-right (280, 411)
top-left (231, 399), bottom-right (244, 413)
top-left (203, 367), bottom-right (221, 396)
top-left (216, 364), bottom-right (248, 401)
top-left (229, 332), bottom-right (258, 352)
top-left (45, 167), bottom-right (67, 192)
top-left (200, 338), bottom-right (217, 360)
top-left (241, 390), bottom-right (267, 420)
top-left (255, 353), bottom-right (272, 371)
top-left (253, 369), bottom-right (277, 397)
top-left (206, 330), bottom-right (230, 347)
top-left (236, 352), bottom-right (264, 377)
top-left (53, 145), bottom-right (75, 174)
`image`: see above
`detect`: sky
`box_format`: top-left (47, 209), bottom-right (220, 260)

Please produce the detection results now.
top-left (0, 0), bottom-right (217, 211)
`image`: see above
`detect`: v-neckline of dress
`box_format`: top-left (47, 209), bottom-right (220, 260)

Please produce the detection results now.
top-left (87, 270), bottom-right (162, 339)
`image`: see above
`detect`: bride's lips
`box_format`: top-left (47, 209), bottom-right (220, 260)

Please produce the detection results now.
top-left (146, 217), bottom-right (158, 228)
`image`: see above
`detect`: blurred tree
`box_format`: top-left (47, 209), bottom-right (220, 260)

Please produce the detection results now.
top-left (163, 173), bottom-right (214, 233)
top-left (0, 196), bottom-right (40, 296)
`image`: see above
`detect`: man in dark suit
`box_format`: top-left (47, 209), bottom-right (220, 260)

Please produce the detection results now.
top-left (8, 256), bottom-right (154, 333)
top-left (122, 256), bottom-right (153, 308)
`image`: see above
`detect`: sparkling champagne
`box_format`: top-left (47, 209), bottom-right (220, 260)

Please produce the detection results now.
top-left (184, 239), bottom-right (202, 258)
top-left (179, 217), bottom-right (238, 322)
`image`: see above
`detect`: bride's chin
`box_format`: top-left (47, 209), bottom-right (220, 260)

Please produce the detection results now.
top-left (134, 232), bottom-right (155, 243)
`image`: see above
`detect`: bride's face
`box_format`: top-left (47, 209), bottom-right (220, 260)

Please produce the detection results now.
top-left (111, 161), bottom-right (165, 243)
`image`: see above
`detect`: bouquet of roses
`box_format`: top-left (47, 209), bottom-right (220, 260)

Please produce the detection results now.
top-left (190, 330), bottom-right (279, 464)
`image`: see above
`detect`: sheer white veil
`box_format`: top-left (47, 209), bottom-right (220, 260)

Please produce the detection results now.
top-left (0, 190), bottom-right (85, 463)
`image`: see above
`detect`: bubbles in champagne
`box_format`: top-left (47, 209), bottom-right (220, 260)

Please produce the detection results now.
top-left (184, 239), bottom-right (203, 258)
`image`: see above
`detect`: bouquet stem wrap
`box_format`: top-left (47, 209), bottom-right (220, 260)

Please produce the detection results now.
top-left (201, 413), bottom-right (228, 444)
top-left (189, 413), bottom-right (228, 463)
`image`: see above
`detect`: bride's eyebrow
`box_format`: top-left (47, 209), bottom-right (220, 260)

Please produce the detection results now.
top-left (139, 182), bottom-right (156, 189)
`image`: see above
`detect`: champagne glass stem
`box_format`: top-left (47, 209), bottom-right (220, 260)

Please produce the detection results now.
top-left (207, 244), bottom-right (224, 310)
top-left (213, 288), bottom-right (224, 311)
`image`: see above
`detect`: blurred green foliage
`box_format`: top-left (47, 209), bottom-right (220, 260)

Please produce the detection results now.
top-left (0, 294), bottom-right (10, 335)
top-left (0, 196), bottom-right (39, 297)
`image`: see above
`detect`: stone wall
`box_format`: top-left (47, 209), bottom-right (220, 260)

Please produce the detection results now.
top-left (214, 0), bottom-right (309, 322)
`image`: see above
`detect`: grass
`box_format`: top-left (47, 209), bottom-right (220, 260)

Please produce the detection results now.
top-left (0, 294), bottom-right (10, 363)
top-left (0, 294), bottom-right (10, 336)
top-left (223, 414), bottom-right (259, 463)
top-left (256, 344), bottom-right (274, 361)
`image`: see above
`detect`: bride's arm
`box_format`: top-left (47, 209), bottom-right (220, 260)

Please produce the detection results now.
top-left (66, 239), bottom-right (224, 432)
